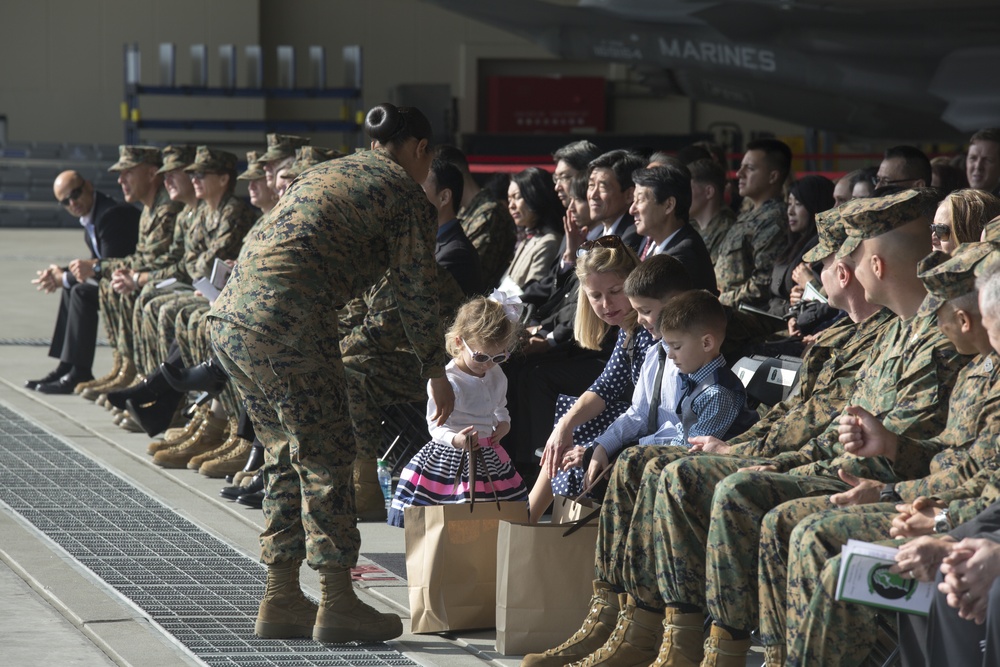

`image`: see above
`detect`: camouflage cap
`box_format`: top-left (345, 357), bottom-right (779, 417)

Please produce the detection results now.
top-left (156, 145), bottom-right (197, 174)
top-left (982, 214), bottom-right (1000, 244)
top-left (258, 134), bottom-right (310, 162)
top-left (108, 145), bottom-right (162, 172)
top-left (837, 189), bottom-right (936, 258)
top-left (183, 146), bottom-right (238, 173)
top-left (917, 242), bottom-right (994, 317)
top-left (237, 150), bottom-right (266, 181)
top-left (284, 146), bottom-right (343, 177)
top-left (802, 208), bottom-right (847, 263)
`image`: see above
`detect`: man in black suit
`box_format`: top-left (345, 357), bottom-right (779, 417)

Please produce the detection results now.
top-left (422, 158), bottom-right (483, 296)
top-left (631, 164), bottom-right (718, 293)
top-left (28, 171), bottom-right (140, 392)
top-left (585, 149), bottom-right (644, 254)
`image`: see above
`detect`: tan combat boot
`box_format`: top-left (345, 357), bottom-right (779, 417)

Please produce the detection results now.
top-left (762, 644), bottom-right (785, 667)
top-left (76, 353), bottom-right (122, 394)
top-left (313, 567), bottom-right (402, 643)
top-left (199, 436), bottom-right (252, 478)
top-left (700, 624), bottom-right (752, 667)
top-left (152, 412), bottom-right (228, 468)
top-left (188, 418), bottom-right (239, 470)
top-left (254, 561), bottom-right (318, 639)
top-left (82, 357), bottom-right (137, 400)
top-left (354, 458), bottom-right (387, 522)
top-left (522, 580), bottom-right (620, 667)
top-left (147, 407), bottom-right (208, 455)
top-left (649, 608), bottom-right (704, 667)
top-left (568, 595), bottom-right (663, 667)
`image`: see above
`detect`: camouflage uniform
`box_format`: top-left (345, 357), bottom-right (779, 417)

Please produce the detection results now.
top-left (341, 268), bottom-right (465, 461)
top-left (715, 197), bottom-right (788, 307)
top-left (759, 243), bottom-right (1000, 665)
top-left (650, 192), bottom-right (966, 636)
top-left (136, 149), bottom-right (257, 374)
top-left (97, 146), bottom-right (183, 365)
top-left (457, 188), bottom-right (516, 291)
top-left (699, 207), bottom-right (737, 264)
top-left (207, 148), bottom-right (449, 569)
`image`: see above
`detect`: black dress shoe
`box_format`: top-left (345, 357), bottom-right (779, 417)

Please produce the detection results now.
top-left (37, 373), bottom-right (93, 395)
top-left (237, 489), bottom-right (264, 509)
top-left (162, 357), bottom-right (229, 395)
top-left (25, 364), bottom-right (71, 390)
top-left (107, 364), bottom-right (176, 410)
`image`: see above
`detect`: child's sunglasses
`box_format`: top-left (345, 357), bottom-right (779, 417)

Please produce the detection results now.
top-left (462, 339), bottom-right (510, 364)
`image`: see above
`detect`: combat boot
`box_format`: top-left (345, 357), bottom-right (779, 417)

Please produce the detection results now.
top-left (188, 418), bottom-right (239, 470)
top-left (88, 357), bottom-right (137, 398)
top-left (649, 608), bottom-right (704, 667)
top-left (152, 412), bottom-right (227, 468)
top-left (313, 567), bottom-right (402, 643)
top-left (354, 458), bottom-right (387, 521)
top-left (568, 595), bottom-right (662, 667)
top-left (76, 354), bottom-right (122, 395)
top-left (522, 580), bottom-right (620, 667)
top-left (762, 644), bottom-right (785, 667)
top-left (147, 407), bottom-right (207, 455)
top-left (199, 436), bottom-right (252, 478)
top-left (700, 624), bottom-right (751, 667)
top-left (254, 560), bottom-right (318, 639)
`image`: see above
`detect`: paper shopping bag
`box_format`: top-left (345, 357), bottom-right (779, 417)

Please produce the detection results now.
top-left (550, 494), bottom-right (599, 525)
top-left (404, 501), bottom-right (529, 633)
top-left (495, 520), bottom-right (599, 655)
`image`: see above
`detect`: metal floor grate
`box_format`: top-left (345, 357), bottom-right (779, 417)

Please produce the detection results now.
top-left (0, 403), bottom-right (416, 667)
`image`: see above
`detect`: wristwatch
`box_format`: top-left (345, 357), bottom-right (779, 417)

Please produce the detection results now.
top-left (93, 261), bottom-right (102, 275)
top-left (879, 483), bottom-right (902, 503)
top-left (933, 508), bottom-right (952, 534)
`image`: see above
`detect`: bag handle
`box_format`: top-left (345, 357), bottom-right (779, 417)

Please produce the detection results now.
top-left (452, 444), bottom-right (502, 511)
top-left (559, 462), bottom-right (611, 536)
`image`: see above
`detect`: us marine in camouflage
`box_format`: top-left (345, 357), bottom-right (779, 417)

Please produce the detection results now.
top-left (208, 103), bottom-right (452, 645)
top-left (78, 146), bottom-right (182, 401)
top-left (770, 241), bottom-right (1000, 666)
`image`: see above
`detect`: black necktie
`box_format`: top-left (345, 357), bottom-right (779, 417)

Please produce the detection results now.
top-left (675, 374), bottom-right (696, 414)
top-left (647, 345), bottom-right (668, 435)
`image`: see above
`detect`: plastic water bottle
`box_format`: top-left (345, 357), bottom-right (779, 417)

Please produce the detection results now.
top-left (376, 459), bottom-right (393, 510)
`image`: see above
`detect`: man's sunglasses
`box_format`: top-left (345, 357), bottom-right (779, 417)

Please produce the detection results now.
top-left (58, 185), bottom-right (85, 207)
top-left (462, 339), bottom-right (510, 364)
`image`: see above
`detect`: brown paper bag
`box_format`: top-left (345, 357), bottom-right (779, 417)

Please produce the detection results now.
top-left (405, 501), bottom-right (529, 634)
top-left (550, 494), bottom-right (599, 525)
top-left (495, 520), bottom-right (599, 655)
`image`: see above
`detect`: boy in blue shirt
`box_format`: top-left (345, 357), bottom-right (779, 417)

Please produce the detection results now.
top-left (657, 289), bottom-right (758, 446)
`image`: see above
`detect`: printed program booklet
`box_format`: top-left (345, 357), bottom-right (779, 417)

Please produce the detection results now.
top-left (835, 539), bottom-right (935, 616)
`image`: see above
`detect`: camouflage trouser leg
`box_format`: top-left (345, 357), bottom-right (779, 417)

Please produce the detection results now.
top-left (131, 284), bottom-right (178, 375)
top-left (596, 446), bottom-right (689, 598)
top-left (703, 471), bottom-right (848, 632)
top-left (208, 317), bottom-right (359, 569)
top-left (654, 455), bottom-right (768, 608)
top-left (138, 292), bottom-right (180, 375)
top-left (343, 352), bottom-right (426, 461)
top-left (98, 279), bottom-right (119, 351)
top-left (156, 296), bottom-right (206, 368)
top-left (180, 306), bottom-right (209, 368)
top-left (784, 506), bottom-right (897, 667)
top-left (756, 494), bottom-right (833, 647)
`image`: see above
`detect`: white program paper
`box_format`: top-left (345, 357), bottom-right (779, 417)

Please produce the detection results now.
top-left (835, 539), bottom-right (934, 616)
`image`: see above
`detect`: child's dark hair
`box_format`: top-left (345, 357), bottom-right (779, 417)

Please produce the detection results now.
top-left (445, 296), bottom-right (522, 359)
top-left (623, 254), bottom-right (693, 300)
top-left (657, 289), bottom-right (727, 336)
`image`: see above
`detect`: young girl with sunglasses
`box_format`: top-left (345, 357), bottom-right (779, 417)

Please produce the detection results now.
top-left (387, 293), bottom-right (528, 527)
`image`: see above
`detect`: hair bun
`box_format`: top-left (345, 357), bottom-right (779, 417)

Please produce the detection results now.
top-left (365, 103), bottom-right (404, 144)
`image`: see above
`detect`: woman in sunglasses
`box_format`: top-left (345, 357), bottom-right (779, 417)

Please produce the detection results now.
top-left (388, 293), bottom-right (529, 527)
top-left (931, 189), bottom-right (1000, 255)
